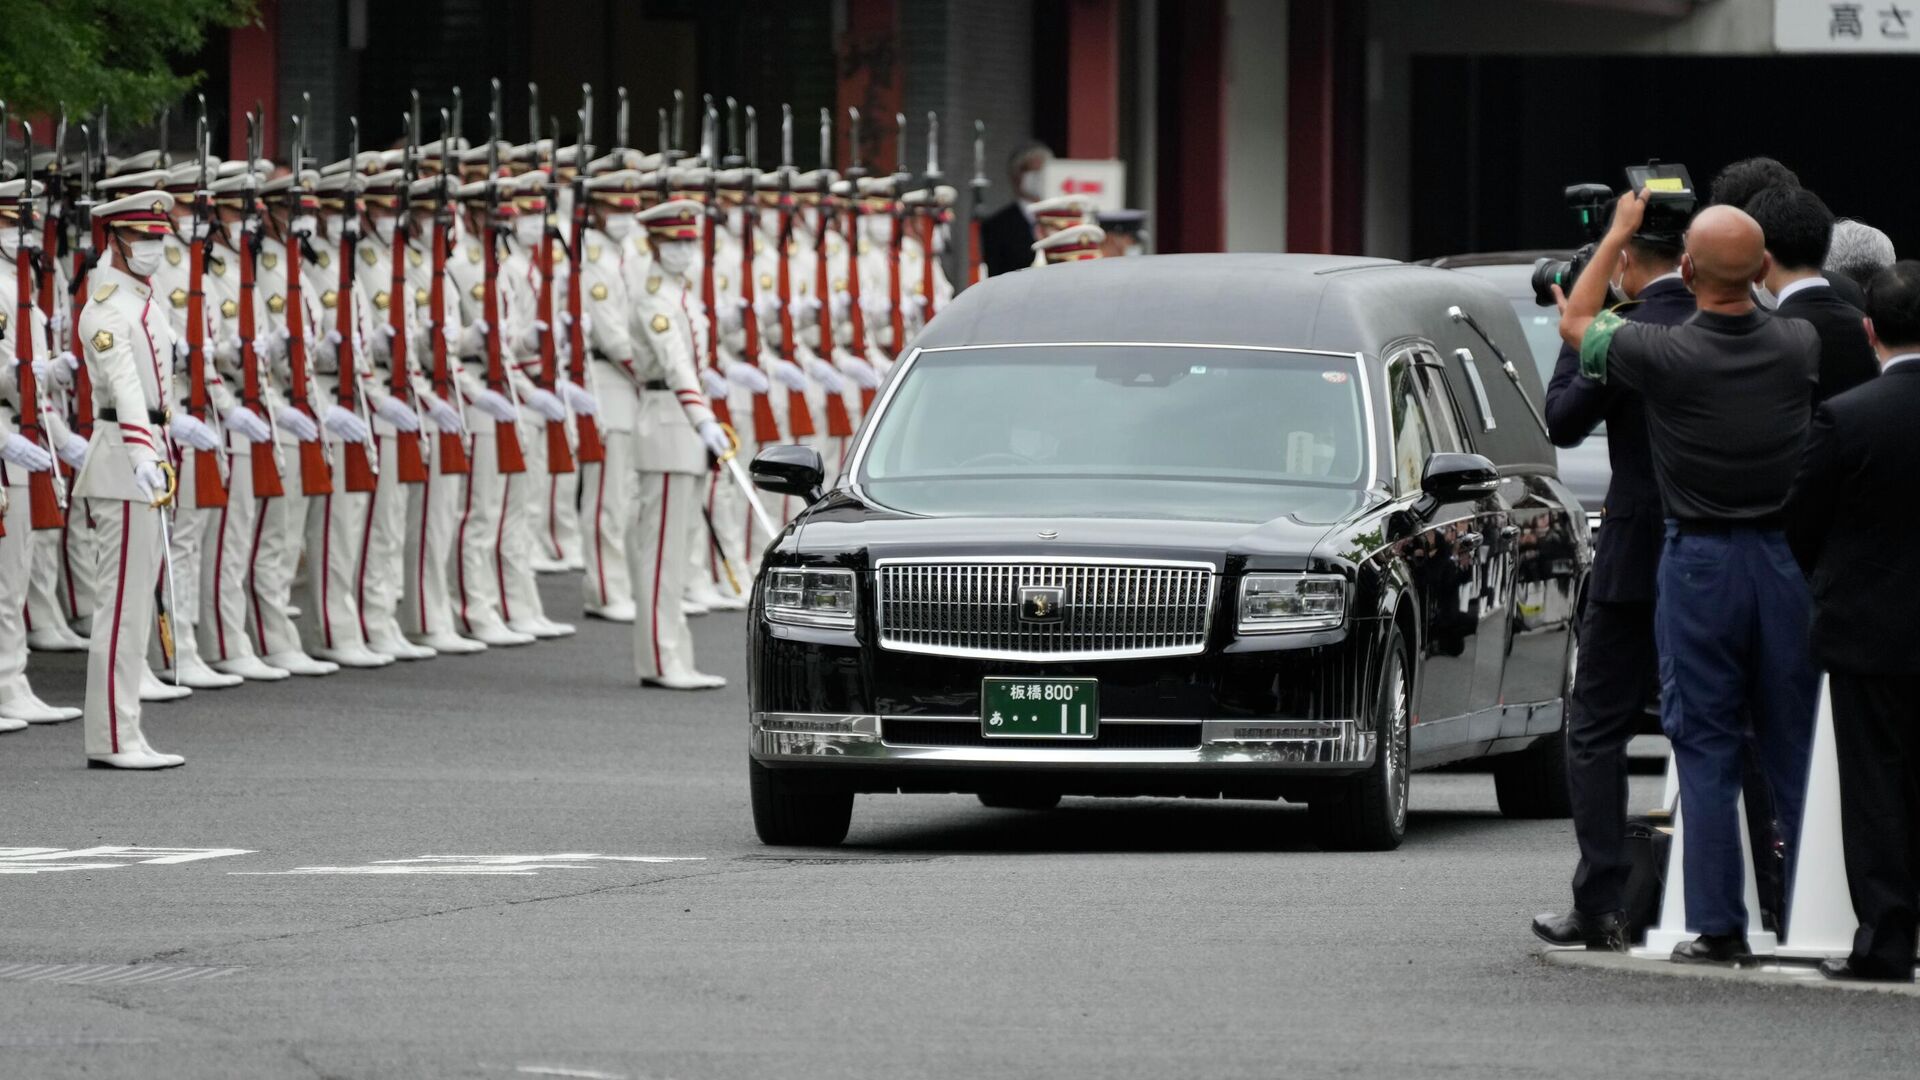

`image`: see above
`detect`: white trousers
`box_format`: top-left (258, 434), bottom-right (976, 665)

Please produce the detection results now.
top-left (84, 498), bottom-right (164, 756)
top-left (1, 478), bottom-right (39, 698)
top-left (250, 480), bottom-right (311, 659)
top-left (357, 435), bottom-right (414, 646)
top-left (27, 529), bottom-right (74, 638)
top-left (579, 430), bottom-right (634, 610)
top-left (402, 436), bottom-right (464, 640)
top-left (501, 416), bottom-right (548, 628)
top-left (200, 444), bottom-right (268, 664)
top-left (541, 455), bottom-right (582, 564)
top-left (632, 470), bottom-right (700, 680)
top-left (58, 492), bottom-right (100, 632)
top-left (302, 439), bottom-right (374, 653)
top-left (456, 432), bottom-right (510, 635)
top-left (160, 455), bottom-right (220, 672)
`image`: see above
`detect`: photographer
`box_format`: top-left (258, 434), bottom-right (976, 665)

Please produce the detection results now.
top-left (1532, 216), bottom-right (1693, 953)
top-left (1557, 192), bottom-right (1821, 967)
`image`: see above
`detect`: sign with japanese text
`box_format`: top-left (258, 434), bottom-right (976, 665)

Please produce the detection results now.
top-left (1776, 1), bottom-right (1920, 51)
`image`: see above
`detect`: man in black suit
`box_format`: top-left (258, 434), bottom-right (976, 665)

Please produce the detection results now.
top-left (1709, 157), bottom-right (1867, 309)
top-left (980, 142), bottom-right (1051, 277)
top-left (1748, 186), bottom-right (1880, 402)
top-left (1532, 228), bottom-right (1694, 951)
top-left (1786, 262), bottom-right (1920, 983)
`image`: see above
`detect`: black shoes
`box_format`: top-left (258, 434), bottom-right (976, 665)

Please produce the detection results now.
top-left (1531, 910), bottom-right (1628, 951)
top-left (1819, 958), bottom-right (1915, 983)
top-left (1670, 933), bottom-right (1756, 967)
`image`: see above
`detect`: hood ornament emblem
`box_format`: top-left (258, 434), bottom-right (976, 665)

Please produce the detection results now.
top-left (1037, 529), bottom-right (1059, 540)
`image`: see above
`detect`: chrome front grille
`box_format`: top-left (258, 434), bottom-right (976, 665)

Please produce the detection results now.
top-left (875, 560), bottom-right (1216, 661)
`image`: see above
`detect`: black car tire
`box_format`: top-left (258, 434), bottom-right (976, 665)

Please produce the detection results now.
top-left (1308, 630), bottom-right (1410, 852)
top-left (977, 791), bottom-right (1063, 811)
top-left (750, 759), bottom-right (854, 846)
top-left (1493, 630), bottom-right (1575, 819)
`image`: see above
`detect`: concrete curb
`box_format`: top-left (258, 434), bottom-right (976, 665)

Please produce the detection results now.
top-left (1541, 947), bottom-right (1920, 997)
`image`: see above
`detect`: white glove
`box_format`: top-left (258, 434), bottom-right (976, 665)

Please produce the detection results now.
top-left (768, 357), bottom-right (809, 392)
top-left (422, 393), bottom-right (465, 433)
top-left (861, 294), bottom-right (891, 320)
top-left (378, 323), bottom-right (398, 341)
top-left (326, 329), bottom-right (344, 347)
top-left (0, 433), bottom-right (53, 472)
top-left (725, 360), bottom-right (770, 394)
top-left (276, 406), bottom-right (320, 442)
top-left (805, 357), bottom-right (848, 394)
top-left (717, 297), bottom-right (747, 333)
top-left (830, 290), bottom-right (852, 320)
top-left (375, 397), bottom-right (422, 432)
top-left (581, 312), bottom-right (594, 337)
top-left (560, 381), bottom-right (598, 416)
top-left (839, 353), bottom-right (881, 389)
top-left (754, 292), bottom-right (783, 325)
top-left (904, 293), bottom-right (927, 319)
top-left (33, 354), bottom-right (76, 388)
top-left (696, 419), bottom-right (732, 459)
top-left (323, 404), bottom-right (371, 444)
top-left (796, 294), bottom-right (823, 320)
top-left (169, 414), bottom-right (221, 452)
top-left (472, 388), bottom-right (519, 423)
top-left (532, 318), bottom-right (551, 334)
top-left (701, 368), bottom-right (730, 401)
top-left (224, 405), bottom-right (273, 443)
top-left (524, 387), bottom-right (567, 422)
top-left (173, 339), bottom-right (191, 361)
top-left (134, 460), bottom-right (168, 503)
top-left (57, 432), bottom-right (89, 471)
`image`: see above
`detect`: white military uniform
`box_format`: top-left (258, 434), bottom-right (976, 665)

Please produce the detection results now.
top-left (29, 231), bottom-right (98, 651)
top-left (75, 193), bottom-right (188, 769)
top-left (576, 189), bottom-right (643, 622)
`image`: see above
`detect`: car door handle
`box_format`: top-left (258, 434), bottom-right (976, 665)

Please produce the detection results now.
top-left (1458, 532), bottom-right (1483, 550)
top-left (1501, 525), bottom-right (1521, 539)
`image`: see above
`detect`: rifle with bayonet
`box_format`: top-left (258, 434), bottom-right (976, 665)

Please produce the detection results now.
top-left (484, 80), bottom-right (528, 475)
top-left (428, 106), bottom-right (470, 477)
top-left (65, 120), bottom-right (99, 449)
top-left (699, 97), bottom-right (729, 429)
top-left (388, 98), bottom-right (429, 483)
top-left (533, 94), bottom-right (575, 476)
top-left (336, 117), bottom-right (379, 492)
top-left (239, 110), bottom-right (287, 498)
top-left (774, 102), bottom-right (814, 441)
top-left (735, 102), bottom-right (780, 446)
top-left (283, 114), bottom-right (332, 496)
top-left (186, 107), bottom-right (229, 508)
top-left (10, 117), bottom-right (67, 529)
top-left (841, 107), bottom-right (874, 413)
top-left (969, 120), bottom-right (988, 288)
top-left (567, 89), bottom-right (604, 465)
top-left (888, 111), bottom-right (908, 358)
top-left (814, 107), bottom-right (853, 441)
top-left (919, 111), bottom-right (941, 326)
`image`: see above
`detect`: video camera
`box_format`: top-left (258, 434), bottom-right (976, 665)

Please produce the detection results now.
top-left (1530, 161), bottom-right (1697, 307)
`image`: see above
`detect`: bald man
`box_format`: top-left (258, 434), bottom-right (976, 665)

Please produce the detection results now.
top-left (1559, 193), bottom-right (1821, 967)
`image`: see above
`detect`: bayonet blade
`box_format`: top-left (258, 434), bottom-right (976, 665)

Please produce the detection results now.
top-left (724, 96), bottom-right (741, 167)
top-left (847, 107), bottom-right (863, 173)
top-left (818, 107), bottom-right (831, 170)
top-left (925, 111), bottom-right (940, 180)
top-left (894, 112), bottom-right (908, 179)
top-left (744, 104), bottom-right (758, 170)
top-left (671, 90), bottom-right (685, 154)
top-left (581, 84), bottom-right (595, 152)
top-left (528, 82), bottom-right (541, 145)
top-left (780, 103), bottom-right (794, 170)
top-left (157, 106), bottom-right (170, 169)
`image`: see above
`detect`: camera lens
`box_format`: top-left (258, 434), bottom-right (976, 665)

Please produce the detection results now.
top-left (1531, 257), bottom-right (1573, 308)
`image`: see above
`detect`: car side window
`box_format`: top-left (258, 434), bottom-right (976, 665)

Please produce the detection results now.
top-left (1415, 359), bottom-right (1469, 455)
top-left (1389, 356), bottom-right (1436, 496)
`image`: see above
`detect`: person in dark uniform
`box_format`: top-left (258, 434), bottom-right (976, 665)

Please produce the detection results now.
top-left (1786, 261), bottom-right (1920, 984)
top-left (1531, 226), bottom-right (1694, 952)
top-left (1747, 186), bottom-right (1880, 402)
top-left (1708, 157), bottom-right (1867, 309)
top-left (979, 142), bottom-right (1050, 277)
top-left (1559, 193), bottom-right (1821, 968)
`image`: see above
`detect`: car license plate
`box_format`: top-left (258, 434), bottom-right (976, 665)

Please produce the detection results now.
top-left (981, 678), bottom-right (1099, 739)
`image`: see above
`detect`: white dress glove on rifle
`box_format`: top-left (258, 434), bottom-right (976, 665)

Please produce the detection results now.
top-left (838, 352), bottom-right (881, 389)
top-left (224, 405), bottom-right (273, 443)
top-left (374, 397), bottom-right (422, 432)
top-left (767, 357), bottom-right (810, 392)
top-left (795, 294), bottom-right (823, 321)
top-left (420, 393), bottom-right (465, 433)
top-left (754, 293), bottom-right (783, 326)
top-left (134, 460), bottom-right (168, 503)
top-left (560, 381), bottom-right (598, 416)
top-left (701, 368), bottom-right (730, 401)
top-left (696, 419), bottom-right (732, 459)
top-left (724, 360), bottom-right (770, 394)
top-left (58, 433), bottom-right (89, 471)
top-left (33, 354), bottom-right (77, 388)
top-left (173, 339), bottom-right (191, 362)
top-left (805, 357), bottom-right (848, 394)
top-left (717, 297), bottom-right (747, 333)
top-left (169, 414), bottom-right (222, 453)
top-left (524, 387), bottom-right (568, 422)
top-left (276, 406), bottom-right (320, 442)
top-left (322, 405), bottom-right (372, 444)
top-left (472, 389), bottom-right (519, 423)
top-left (1, 433), bottom-right (54, 472)
top-left (830, 290), bottom-right (852, 320)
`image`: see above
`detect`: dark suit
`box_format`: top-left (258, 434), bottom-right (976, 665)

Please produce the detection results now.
top-left (1786, 361), bottom-right (1920, 977)
top-left (1775, 283), bottom-right (1880, 402)
top-left (1544, 276), bottom-right (1694, 915)
top-left (981, 201), bottom-right (1035, 277)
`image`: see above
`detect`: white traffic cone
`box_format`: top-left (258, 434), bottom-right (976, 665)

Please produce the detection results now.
top-left (1778, 676), bottom-right (1857, 959)
top-left (1635, 750), bottom-right (1779, 957)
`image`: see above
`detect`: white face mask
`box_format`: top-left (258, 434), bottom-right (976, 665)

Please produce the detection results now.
top-left (759, 208), bottom-right (782, 237)
top-left (602, 213), bottom-right (636, 241)
top-left (0, 232), bottom-right (18, 260)
top-left (513, 215), bottom-right (544, 248)
top-left (1019, 171), bottom-right (1044, 201)
top-left (225, 219), bottom-right (245, 246)
top-left (655, 240), bottom-right (695, 277)
top-left (126, 239), bottom-right (165, 278)
top-left (290, 214), bottom-right (318, 237)
top-left (323, 213), bottom-right (345, 239)
top-left (931, 223), bottom-right (947, 254)
top-left (724, 207), bottom-right (744, 239)
top-left (860, 213), bottom-right (892, 246)
top-left (1753, 282), bottom-right (1777, 309)
top-left (189, 218), bottom-right (212, 242)
top-left (371, 216), bottom-right (396, 245)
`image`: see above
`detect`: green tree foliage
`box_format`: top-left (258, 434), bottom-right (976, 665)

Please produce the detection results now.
top-left (0, 0), bottom-right (255, 121)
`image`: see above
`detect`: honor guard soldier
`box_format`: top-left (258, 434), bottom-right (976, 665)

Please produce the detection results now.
top-left (576, 168), bottom-right (645, 623)
top-left (775, 167), bottom-right (853, 491)
top-left (75, 190), bottom-right (186, 769)
top-left (1032, 223), bottom-right (1106, 265)
top-left (900, 184), bottom-right (957, 339)
top-left (0, 175), bottom-right (86, 727)
top-left (633, 198), bottom-right (732, 689)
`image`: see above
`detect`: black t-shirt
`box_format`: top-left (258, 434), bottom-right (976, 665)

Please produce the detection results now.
top-left (1605, 308), bottom-right (1819, 521)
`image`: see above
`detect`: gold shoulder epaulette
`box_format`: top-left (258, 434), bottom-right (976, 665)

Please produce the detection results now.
top-left (93, 282), bottom-right (118, 302)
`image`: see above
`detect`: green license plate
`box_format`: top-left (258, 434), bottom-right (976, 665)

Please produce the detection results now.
top-left (981, 678), bottom-right (1099, 740)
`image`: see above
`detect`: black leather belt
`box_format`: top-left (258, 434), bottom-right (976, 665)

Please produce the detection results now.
top-left (1671, 514), bottom-right (1787, 535)
top-left (99, 407), bottom-right (170, 424)
top-left (644, 379), bottom-right (669, 391)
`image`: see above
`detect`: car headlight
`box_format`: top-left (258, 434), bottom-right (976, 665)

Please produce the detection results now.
top-left (1237, 573), bottom-right (1346, 634)
top-left (765, 568), bottom-right (858, 629)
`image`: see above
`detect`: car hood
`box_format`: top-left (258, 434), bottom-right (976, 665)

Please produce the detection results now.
top-left (789, 488), bottom-right (1383, 571)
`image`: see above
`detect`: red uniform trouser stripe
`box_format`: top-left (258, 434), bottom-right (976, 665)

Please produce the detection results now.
top-left (355, 477), bottom-right (378, 642)
top-left (495, 472), bottom-right (512, 623)
top-left (212, 500), bottom-right (231, 657)
top-left (107, 502), bottom-right (131, 754)
top-left (651, 474), bottom-right (670, 676)
top-left (455, 439), bottom-right (476, 632)
top-left (547, 475), bottom-right (561, 559)
top-left (592, 463), bottom-right (608, 606)
top-left (320, 493), bottom-right (336, 648)
top-left (417, 466), bottom-right (432, 631)
top-left (248, 497), bottom-right (271, 654)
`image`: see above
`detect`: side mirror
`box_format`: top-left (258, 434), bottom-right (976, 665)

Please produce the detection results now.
top-left (751, 444), bottom-right (827, 503)
top-left (1420, 452), bottom-right (1499, 501)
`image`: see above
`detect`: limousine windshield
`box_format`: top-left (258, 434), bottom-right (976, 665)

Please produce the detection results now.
top-left (857, 344), bottom-right (1373, 521)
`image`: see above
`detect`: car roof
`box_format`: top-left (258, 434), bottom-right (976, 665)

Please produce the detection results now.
top-left (1423, 249), bottom-right (1572, 269)
top-left (914, 254), bottom-right (1556, 472)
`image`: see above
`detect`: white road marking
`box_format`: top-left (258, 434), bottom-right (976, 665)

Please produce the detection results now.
top-left (231, 854), bottom-right (706, 876)
top-left (514, 1067), bottom-right (629, 1080)
top-left (0, 962), bottom-right (241, 986)
top-left (0, 846), bottom-right (256, 874)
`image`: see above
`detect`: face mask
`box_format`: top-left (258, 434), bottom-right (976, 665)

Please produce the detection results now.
top-left (513, 215), bottom-right (544, 248)
top-left (0, 232), bottom-right (17, 260)
top-left (724, 207), bottom-right (744, 238)
top-left (1753, 282), bottom-right (1777, 309)
top-left (225, 219), bottom-right (245, 246)
top-left (655, 240), bottom-right (694, 276)
top-left (759, 209), bottom-right (782, 237)
top-left (602, 213), bottom-right (636, 241)
top-left (126, 239), bottom-right (165, 277)
top-left (190, 219), bottom-right (212, 242)
top-left (1019, 171), bottom-right (1044, 201)
top-left (290, 214), bottom-right (318, 237)
top-left (860, 214), bottom-right (892, 246)
top-left (931, 224), bottom-right (947, 254)
top-left (323, 213), bottom-right (345, 239)
top-left (371, 217), bottom-right (396, 245)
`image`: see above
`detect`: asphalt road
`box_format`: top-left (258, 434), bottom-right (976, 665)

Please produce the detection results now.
top-left (3, 575), bottom-right (1915, 1079)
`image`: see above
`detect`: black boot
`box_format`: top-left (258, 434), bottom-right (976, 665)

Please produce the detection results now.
top-left (1670, 933), bottom-right (1755, 967)
top-left (1531, 910), bottom-right (1628, 951)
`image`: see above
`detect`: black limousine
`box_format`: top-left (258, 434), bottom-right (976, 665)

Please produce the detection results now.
top-left (745, 254), bottom-right (1588, 850)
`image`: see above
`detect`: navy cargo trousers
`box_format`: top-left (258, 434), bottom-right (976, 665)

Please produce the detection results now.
top-left (1655, 522), bottom-right (1818, 937)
